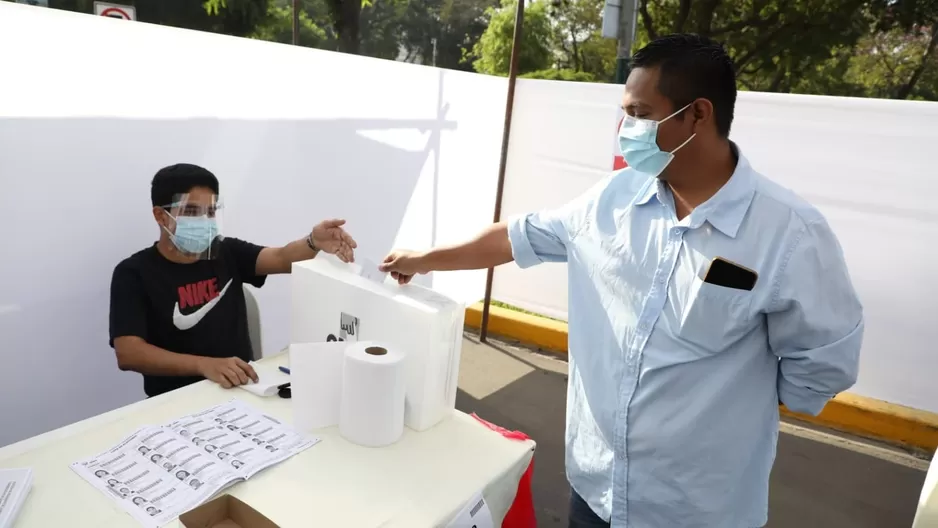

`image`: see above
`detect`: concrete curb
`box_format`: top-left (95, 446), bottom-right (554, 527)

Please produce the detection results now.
top-left (464, 302), bottom-right (938, 454)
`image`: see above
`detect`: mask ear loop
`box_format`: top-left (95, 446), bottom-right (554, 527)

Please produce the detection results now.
top-left (662, 102), bottom-right (697, 155)
top-left (670, 132), bottom-right (697, 155)
top-left (159, 209), bottom-right (178, 238)
top-left (659, 102), bottom-right (694, 124)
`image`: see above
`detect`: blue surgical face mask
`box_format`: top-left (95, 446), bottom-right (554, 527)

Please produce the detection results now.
top-left (618, 103), bottom-right (696, 177)
top-left (164, 214), bottom-right (218, 255)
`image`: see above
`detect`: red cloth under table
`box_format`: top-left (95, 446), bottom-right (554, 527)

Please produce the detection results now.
top-left (470, 413), bottom-right (537, 528)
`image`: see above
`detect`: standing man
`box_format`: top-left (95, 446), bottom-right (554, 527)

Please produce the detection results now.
top-left (110, 163), bottom-right (356, 397)
top-left (380, 34), bottom-right (863, 528)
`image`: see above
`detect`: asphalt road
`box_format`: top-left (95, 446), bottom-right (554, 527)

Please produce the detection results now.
top-left (454, 333), bottom-right (928, 528)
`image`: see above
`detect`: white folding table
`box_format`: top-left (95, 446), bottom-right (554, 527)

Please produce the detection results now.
top-left (0, 353), bottom-right (535, 527)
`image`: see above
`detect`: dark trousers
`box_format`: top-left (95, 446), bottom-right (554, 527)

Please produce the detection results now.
top-left (569, 490), bottom-right (610, 528)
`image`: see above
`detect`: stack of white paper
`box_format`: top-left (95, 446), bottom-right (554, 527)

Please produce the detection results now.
top-left (291, 256), bottom-right (465, 431)
top-left (0, 468), bottom-right (33, 528)
top-left (70, 399), bottom-right (318, 528)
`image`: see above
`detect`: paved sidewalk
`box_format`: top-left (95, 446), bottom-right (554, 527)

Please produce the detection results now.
top-left (454, 334), bottom-right (928, 528)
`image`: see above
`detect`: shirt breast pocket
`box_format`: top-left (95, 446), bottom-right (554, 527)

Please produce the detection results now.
top-left (678, 277), bottom-right (753, 356)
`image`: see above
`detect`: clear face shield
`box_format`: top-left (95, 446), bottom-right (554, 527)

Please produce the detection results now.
top-left (160, 193), bottom-right (225, 260)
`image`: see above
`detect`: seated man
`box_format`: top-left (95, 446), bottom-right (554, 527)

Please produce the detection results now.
top-left (110, 163), bottom-right (356, 397)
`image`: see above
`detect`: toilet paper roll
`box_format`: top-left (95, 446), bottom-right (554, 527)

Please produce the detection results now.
top-left (339, 341), bottom-right (407, 447)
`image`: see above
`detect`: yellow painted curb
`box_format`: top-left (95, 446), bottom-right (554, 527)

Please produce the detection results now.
top-left (464, 303), bottom-right (938, 453)
top-left (465, 303), bottom-right (568, 353)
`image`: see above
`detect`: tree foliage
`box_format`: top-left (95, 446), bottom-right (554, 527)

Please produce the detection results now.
top-left (31, 0), bottom-right (270, 36)
top-left (11, 0), bottom-right (937, 100)
top-left (393, 0), bottom-right (500, 70)
top-left (249, 3), bottom-right (332, 48)
top-left (468, 0), bottom-right (554, 75)
top-left (547, 0), bottom-right (617, 81)
top-left (522, 68), bottom-right (596, 81)
top-left (632, 0), bottom-right (938, 99)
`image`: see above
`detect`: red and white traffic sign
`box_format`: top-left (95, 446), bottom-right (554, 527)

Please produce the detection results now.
top-left (93, 1), bottom-right (136, 20)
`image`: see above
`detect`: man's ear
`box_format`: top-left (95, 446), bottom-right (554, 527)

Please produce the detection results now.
top-left (691, 99), bottom-right (714, 132)
top-left (153, 207), bottom-right (170, 230)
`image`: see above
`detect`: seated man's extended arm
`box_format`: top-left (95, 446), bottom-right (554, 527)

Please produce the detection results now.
top-left (109, 264), bottom-right (256, 388)
top-left (254, 219), bottom-right (358, 275)
top-left (768, 218), bottom-right (864, 416)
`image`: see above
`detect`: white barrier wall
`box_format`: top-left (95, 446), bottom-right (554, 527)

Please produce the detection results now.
top-left (495, 80), bottom-right (938, 414)
top-left (494, 80), bottom-right (623, 320)
top-left (0, 3), bottom-right (504, 446)
top-left (3, 2), bottom-right (938, 447)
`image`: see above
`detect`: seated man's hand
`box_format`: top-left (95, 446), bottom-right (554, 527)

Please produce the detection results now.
top-left (311, 219), bottom-right (357, 263)
top-left (379, 250), bottom-right (427, 285)
top-left (197, 357), bottom-right (258, 389)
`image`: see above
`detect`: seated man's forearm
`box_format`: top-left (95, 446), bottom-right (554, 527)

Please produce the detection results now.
top-left (113, 336), bottom-right (204, 377)
top-left (423, 222), bottom-right (514, 271)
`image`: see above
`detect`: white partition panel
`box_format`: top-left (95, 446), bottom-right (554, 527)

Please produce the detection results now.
top-left (0, 3), bottom-right (505, 446)
top-left (2, 0), bottom-right (938, 445)
top-left (731, 93), bottom-right (938, 413)
top-left (493, 79), bottom-right (623, 320)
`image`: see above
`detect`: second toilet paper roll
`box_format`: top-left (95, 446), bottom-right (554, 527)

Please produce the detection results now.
top-left (339, 341), bottom-right (407, 447)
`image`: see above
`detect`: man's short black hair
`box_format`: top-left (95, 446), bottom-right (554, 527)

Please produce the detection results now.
top-left (630, 34), bottom-right (736, 138)
top-left (150, 163), bottom-right (220, 207)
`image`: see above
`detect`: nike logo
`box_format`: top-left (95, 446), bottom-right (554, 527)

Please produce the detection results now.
top-left (173, 279), bottom-right (232, 331)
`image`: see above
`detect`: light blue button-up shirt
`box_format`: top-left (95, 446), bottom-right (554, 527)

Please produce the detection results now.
top-left (507, 146), bottom-right (863, 528)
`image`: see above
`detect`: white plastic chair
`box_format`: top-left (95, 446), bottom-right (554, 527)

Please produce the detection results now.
top-left (243, 284), bottom-right (263, 361)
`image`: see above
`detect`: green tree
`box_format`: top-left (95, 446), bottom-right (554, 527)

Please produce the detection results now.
top-left (202, 0), bottom-right (270, 36)
top-left (546, 0), bottom-right (617, 81)
top-left (469, 0), bottom-right (554, 75)
top-left (522, 68), bottom-right (595, 81)
top-left (359, 0), bottom-right (408, 59)
top-left (25, 0), bottom-right (270, 36)
top-left (249, 2), bottom-right (333, 48)
top-left (847, 25), bottom-right (938, 100)
top-left (391, 0), bottom-right (500, 70)
top-left (635, 0), bottom-right (876, 93)
top-left (868, 0), bottom-right (938, 98)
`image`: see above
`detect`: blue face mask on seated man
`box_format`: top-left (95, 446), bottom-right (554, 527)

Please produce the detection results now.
top-left (618, 102), bottom-right (696, 177)
top-left (166, 215), bottom-right (219, 254)
top-left (161, 197), bottom-right (222, 258)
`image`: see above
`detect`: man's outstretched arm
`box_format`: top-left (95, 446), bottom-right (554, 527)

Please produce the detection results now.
top-left (379, 200), bottom-right (580, 285)
top-left (254, 219), bottom-right (358, 275)
top-left (380, 222), bottom-right (514, 284)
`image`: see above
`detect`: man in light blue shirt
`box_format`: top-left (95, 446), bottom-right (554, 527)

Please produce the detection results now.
top-left (380, 33), bottom-right (863, 528)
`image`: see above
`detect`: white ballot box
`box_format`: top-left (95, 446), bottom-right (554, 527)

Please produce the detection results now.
top-left (291, 257), bottom-right (465, 432)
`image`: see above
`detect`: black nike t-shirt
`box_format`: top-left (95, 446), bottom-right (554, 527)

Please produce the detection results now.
top-left (108, 238), bottom-right (267, 397)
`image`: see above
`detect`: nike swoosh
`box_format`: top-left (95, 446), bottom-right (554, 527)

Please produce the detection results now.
top-left (173, 279), bottom-right (232, 331)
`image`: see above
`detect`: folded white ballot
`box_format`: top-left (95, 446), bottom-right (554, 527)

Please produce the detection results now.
top-left (291, 256), bottom-right (465, 431)
top-left (0, 468), bottom-right (32, 528)
top-left (236, 362), bottom-right (291, 397)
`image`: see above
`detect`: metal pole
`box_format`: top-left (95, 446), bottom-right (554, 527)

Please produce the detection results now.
top-left (480, 0), bottom-right (525, 343)
top-left (614, 0), bottom-right (639, 83)
top-left (292, 0), bottom-right (300, 45)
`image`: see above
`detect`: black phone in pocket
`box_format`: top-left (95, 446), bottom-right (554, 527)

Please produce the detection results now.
top-left (703, 257), bottom-right (758, 291)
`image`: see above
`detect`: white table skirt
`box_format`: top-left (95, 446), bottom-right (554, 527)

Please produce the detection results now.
top-left (912, 447), bottom-right (938, 528)
top-left (0, 353), bottom-right (535, 527)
